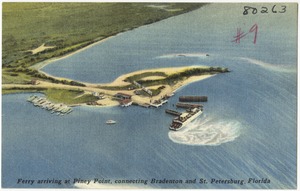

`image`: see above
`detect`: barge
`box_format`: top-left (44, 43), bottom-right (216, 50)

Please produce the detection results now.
top-left (179, 96), bottom-right (208, 102)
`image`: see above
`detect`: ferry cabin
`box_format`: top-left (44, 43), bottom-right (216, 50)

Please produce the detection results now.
top-left (179, 113), bottom-right (189, 121)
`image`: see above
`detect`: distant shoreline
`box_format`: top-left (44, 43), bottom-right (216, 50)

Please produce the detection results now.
top-left (29, 5), bottom-right (207, 73)
top-left (30, 36), bottom-right (115, 71)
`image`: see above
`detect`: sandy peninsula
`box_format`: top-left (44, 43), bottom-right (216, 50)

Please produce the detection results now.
top-left (3, 65), bottom-right (223, 107)
top-left (92, 66), bottom-right (215, 107)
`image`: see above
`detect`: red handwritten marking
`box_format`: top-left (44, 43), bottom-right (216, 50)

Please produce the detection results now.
top-left (232, 23), bottom-right (258, 44)
top-left (232, 28), bottom-right (247, 43)
top-left (249, 24), bottom-right (258, 44)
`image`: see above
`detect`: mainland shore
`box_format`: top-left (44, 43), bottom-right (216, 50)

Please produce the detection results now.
top-left (3, 3), bottom-right (217, 108)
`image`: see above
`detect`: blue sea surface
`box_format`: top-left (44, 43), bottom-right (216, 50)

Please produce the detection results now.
top-left (2, 3), bottom-right (297, 189)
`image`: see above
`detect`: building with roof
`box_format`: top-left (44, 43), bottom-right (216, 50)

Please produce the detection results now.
top-left (114, 93), bottom-right (132, 100)
top-left (120, 99), bottom-right (133, 107)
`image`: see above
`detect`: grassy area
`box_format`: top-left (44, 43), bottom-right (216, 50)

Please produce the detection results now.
top-left (124, 72), bottom-right (168, 82)
top-left (2, 68), bottom-right (33, 84)
top-left (3, 2), bottom-right (206, 85)
top-left (3, 87), bottom-right (99, 104)
top-left (137, 67), bottom-right (229, 86)
top-left (99, 84), bottom-right (135, 91)
top-left (44, 89), bottom-right (98, 104)
top-left (100, 67), bottom-right (229, 91)
top-left (2, 87), bottom-right (47, 95)
top-left (3, 67), bottom-right (86, 86)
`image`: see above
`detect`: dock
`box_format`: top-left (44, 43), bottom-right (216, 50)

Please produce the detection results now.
top-left (176, 102), bottom-right (203, 109)
top-left (27, 95), bottom-right (73, 116)
top-left (150, 99), bottom-right (168, 108)
top-left (138, 103), bottom-right (151, 108)
top-left (179, 96), bottom-right (208, 102)
top-left (165, 109), bottom-right (182, 116)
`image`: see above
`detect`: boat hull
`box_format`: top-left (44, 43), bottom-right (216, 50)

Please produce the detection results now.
top-left (169, 110), bottom-right (202, 131)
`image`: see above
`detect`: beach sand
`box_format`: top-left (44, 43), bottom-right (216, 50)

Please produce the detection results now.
top-left (29, 43), bottom-right (56, 55)
top-left (99, 65), bottom-right (210, 87)
top-left (30, 36), bottom-right (115, 70)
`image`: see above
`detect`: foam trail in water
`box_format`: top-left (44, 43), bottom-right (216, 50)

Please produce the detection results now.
top-left (168, 116), bottom-right (242, 146)
top-left (157, 52), bottom-right (209, 59)
top-left (239, 57), bottom-right (296, 73)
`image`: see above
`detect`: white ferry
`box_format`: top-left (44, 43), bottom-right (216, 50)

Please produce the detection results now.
top-left (169, 108), bottom-right (202, 131)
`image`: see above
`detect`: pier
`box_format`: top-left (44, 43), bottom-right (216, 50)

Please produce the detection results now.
top-left (150, 99), bottom-right (168, 108)
top-left (165, 109), bottom-right (182, 116)
top-left (27, 95), bottom-right (73, 116)
top-left (179, 96), bottom-right (208, 102)
top-left (138, 103), bottom-right (150, 108)
top-left (176, 102), bottom-right (203, 109)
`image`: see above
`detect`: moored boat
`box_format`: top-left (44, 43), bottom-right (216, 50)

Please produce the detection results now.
top-left (106, 120), bottom-right (117, 125)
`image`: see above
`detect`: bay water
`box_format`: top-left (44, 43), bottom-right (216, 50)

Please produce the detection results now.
top-left (2, 3), bottom-right (297, 188)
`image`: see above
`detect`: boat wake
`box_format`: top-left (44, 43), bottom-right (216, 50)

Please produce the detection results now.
top-left (239, 57), bottom-right (296, 73)
top-left (156, 52), bottom-right (209, 59)
top-left (168, 116), bottom-right (242, 146)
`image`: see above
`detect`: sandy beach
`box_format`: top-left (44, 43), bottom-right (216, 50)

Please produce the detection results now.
top-left (99, 65), bottom-right (210, 87)
top-left (29, 43), bottom-right (56, 55)
top-left (30, 36), bottom-right (115, 71)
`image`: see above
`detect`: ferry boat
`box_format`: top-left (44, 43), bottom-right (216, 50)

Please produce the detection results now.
top-left (106, 120), bottom-right (117, 125)
top-left (169, 108), bottom-right (202, 131)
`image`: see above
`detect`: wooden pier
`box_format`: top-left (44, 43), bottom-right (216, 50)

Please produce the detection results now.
top-left (176, 102), bottom-right (203, 109)
top-left (165, 109), bottom-right (182, 116)
top-left (179, 96), bottom-right (208, 102)
top-left (27, 95), bottom-right (73, 116)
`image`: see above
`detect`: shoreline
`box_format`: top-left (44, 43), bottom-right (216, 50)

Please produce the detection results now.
top-left (30, 36), bottom-right (116, 71)
top-left (28, 5), bottom-right (207, 76)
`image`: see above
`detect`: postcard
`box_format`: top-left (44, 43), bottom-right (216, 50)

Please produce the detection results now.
top-left (2, 2), bottom-right (297, 189)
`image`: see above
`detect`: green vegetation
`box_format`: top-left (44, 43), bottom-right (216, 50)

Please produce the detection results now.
top-left (44, 89), bottom-right (98, 104)
top-left (99, 84), bottom-right (135, 91)
top-left (124, 72), bottom-right (167, 82)
top-left (2, 87), bottom-right (47, 94)
top-left (100, 67), bottom-right (229, 91)
top-left (3, 68), bottom-right (34, 84)
top-left (3, 2), bottom-right (206, 85)
top-left (137, 67), bottom-right (230, 86)
top-left (3, 67), bottom-right (86, 86)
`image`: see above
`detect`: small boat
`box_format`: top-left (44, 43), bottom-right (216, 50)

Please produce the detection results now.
top-left (106, 120), bottom-right (116, 125)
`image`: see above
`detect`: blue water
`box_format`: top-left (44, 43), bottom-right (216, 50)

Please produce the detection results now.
top-left (2, 3), bottom-right (297, 189)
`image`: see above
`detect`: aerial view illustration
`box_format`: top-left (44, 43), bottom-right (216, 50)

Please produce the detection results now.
top-left (2, 2), bottom-right (297, 189)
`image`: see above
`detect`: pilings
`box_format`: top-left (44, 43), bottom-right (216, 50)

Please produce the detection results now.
top-left (27, 95), bottom-right (73, 116)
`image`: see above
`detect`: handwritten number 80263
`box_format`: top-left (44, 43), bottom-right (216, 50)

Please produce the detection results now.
top-left (243, 5), bottom-right (286, 15)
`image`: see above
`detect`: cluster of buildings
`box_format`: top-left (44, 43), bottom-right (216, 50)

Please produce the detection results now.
top-left (114, 92), bottom-right (133, 107)
top-left (133, 81), bottom-right (153, 96)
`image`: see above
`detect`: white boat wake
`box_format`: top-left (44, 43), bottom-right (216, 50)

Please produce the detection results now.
top-left (240, 57), bottom-right (296, 73)
top-left (156, 52), bottom-right (209, 59)
top-left (168, 116), bottom-right (242, 146)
